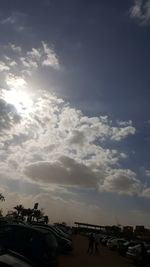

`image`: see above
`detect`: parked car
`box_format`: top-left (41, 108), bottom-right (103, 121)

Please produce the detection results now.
top-left (0, 224), bottom-right (58, 267)
top-left (126, 242), bottom-right (150, 265)
top-left (107, 238), bottom-right (126, 250)
top-left (101, 236), bottom-right (112, 245)
top-left (52, 225), bottom-right (71, 240)
top-left (0, 249), bottom-right (35, 267)
top-left (106, 237), bottom-right (116, 247)
top-left (118, 240), bottom-right (139, 256)
top-left (31, 223), bottom-right (71, 241)
top-left (32, 225), bottom-right (73, 254)
top-left (118, 241), bottom-right (138, 256)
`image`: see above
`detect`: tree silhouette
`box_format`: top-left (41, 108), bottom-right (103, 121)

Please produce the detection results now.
top-left (25, 208), bottom-right (33, 223)
top-left (33, 209), bottom-right (44, 222)
top-left (14, 205), bottom-right (24, 216)
top-left (0, 193), bottom-right (5, 202)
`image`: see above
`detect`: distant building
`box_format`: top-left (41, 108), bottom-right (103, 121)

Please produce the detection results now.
top-left (105, 225), bottom-right (121, 235)
top-left (123, 226), bottom-right (133, 234)
top-left (123, 226), bottom-right (134, 238)
top-left (134, 225), bottom-right (145, 235)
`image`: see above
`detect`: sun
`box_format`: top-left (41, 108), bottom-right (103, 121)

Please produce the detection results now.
top-left (2, 88), bottom-right (33, 114)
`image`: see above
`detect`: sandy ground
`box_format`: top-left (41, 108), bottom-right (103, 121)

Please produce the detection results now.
top-left (59, 235), bottom-right (134, 267)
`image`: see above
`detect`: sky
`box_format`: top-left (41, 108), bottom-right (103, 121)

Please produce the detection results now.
top-left (0, 0), bottom-right (150, 227)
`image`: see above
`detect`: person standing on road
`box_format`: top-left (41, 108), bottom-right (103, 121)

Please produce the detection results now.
top-left (94, 232), bottom-right (100, 254)
top-left (87, 233), bottom-right (95, 254)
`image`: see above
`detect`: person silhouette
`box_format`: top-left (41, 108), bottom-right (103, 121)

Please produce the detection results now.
top-left (87, 233), bottom-right (95, 254)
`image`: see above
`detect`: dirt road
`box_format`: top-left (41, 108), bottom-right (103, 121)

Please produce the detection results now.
top-left (59, 235), bottom-right (134, 267)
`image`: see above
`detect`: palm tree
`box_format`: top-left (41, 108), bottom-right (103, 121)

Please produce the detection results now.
top-left (33, 209), bottom-right (44, 222)
top-left (0, 193), bottom-right (5, 202)
top-left (25, 208), bottom-right (33, 223)
top-left (20, 208), bottom-right (28, 221)
top-left (14, 204), bottom-right (24, 216)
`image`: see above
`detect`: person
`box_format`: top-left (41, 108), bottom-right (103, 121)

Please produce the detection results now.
top-left (87, 233), bottom-right (95, 254)
top-left (94, 232), bottom-right (100, 254)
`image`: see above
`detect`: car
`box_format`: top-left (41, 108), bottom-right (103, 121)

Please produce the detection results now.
top-left (31, 223), bottom-right (71, 241)
top-left (101, 236), bottom-right (112, 245)
top-left (126, 242), bottom-right (150, 265)
top-left (0, 249), bottom-right (35, 267)
top-left (107, 238), bottom-right (126, 250)
top-left (118, 240), bottom-right (138, 256)
top-left (52, 225), bottom-right (71, 240)
top-left (32, 225), bottom-right (73, 254)
top-left (106, 237), bottom-right (116, 247)
top-left (0, 223), bottom-right (58, 267)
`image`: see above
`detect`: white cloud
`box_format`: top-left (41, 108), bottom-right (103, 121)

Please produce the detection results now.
top-left (0, 41), bottom-right (145, 198)
top-left (111, 126), bottom-right (136, 141)
top-left (117, 120), bottom-right (132, 126)
top-left (9, 61), bottom-right (17, 67)
top-left (0, 88), bottom-right (139, 195)
top-left (0, 61), bottom-right (10, 72)
top-left (20, 57), bottom-right (38, 68)
top-left (130, 0), bottom-right (150, 24)
top-left (0, 42), bottom-right (59, 78)
top-left (0, 12), bottom-right (27, 33)
top-left (102, 169), bottom-right (141, 195)
top-left (27, 48), bottom-right (41, 60)
top-left (141, 187), bottom-right (150, 197)
top-left (10, 43), bottom-right (22, 53)
top-left (145, 170), bottom-right (150, 176)
top-left (1, 15), bottom-right (16, 25)
top-left (5, 74), bottom-right (27, 89)
top-left (42, 41), bottom-right (59, 69)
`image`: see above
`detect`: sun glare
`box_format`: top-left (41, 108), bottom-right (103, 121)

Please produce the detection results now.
top-left (3, 89), bottom-right (33, 114)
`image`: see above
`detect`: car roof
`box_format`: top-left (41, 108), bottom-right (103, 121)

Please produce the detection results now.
top-left (0, 223), bottom-right (47, 235)
top-left (32, 227), bottom-right (53, 235)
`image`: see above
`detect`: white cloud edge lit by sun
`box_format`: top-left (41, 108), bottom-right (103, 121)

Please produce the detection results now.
top-left (0, 41), bottom-right (60, 77)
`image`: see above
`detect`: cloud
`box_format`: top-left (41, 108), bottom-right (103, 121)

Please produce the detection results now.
top-left (0, 12), bottom-right (27, 32)
top-left (69, 130), bottom-right (86, 146)
top-left (0, 61), bottom-right (10, 72)
top-left (10, 44), bottom-right (22, 53)
top-left (0, 99), bottom-right (21, 133)
top-left (117, 120), bottom-right (132, 126)
top-left (0, 41), bottom-right (144, 198)
top-left (141, 187), bottom-right (150, 197)
top-left (102, 169), bottom-right (141, 195)
top-left (9, 61), bottom-right (17, 67)
top-left (0, 87), bottom-right (138, 196)
top-left (20, 57), bottom-right (38, 68)
top-left (24, 156), bottom-right (99, 189)
top-left (0, 42), bottom-right (59, 79)
top-left (111, 126), bottom-right (136, 141)
top-left (42, 41), bottom-right (59, 69)
top-left (27, 48), bottom-right (41, 60)
top-left (1, 15), bottom-right (16, 25)
top-left (145, 170), bottom-right (150, 176)
top-left (129, 0), bottom-right (150, 24)
top-left (5, 74), bottom-right (27, 89)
